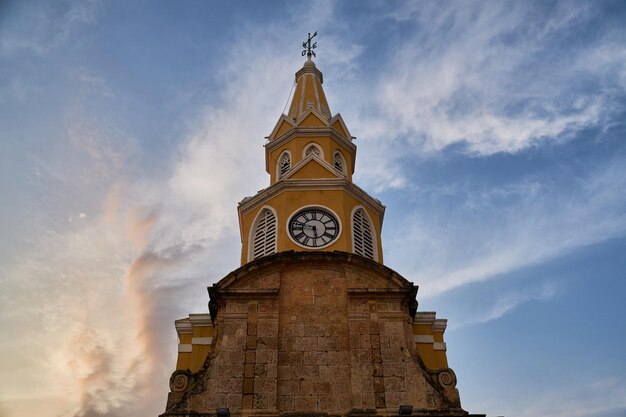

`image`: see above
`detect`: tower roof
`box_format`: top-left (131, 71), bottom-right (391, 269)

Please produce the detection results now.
top-left (287, 59), bottom-right (332, 120)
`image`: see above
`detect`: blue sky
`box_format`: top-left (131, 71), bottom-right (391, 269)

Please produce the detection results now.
top-left (1, 1), bottom-right (625, 416)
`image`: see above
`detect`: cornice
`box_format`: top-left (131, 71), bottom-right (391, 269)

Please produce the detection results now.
top-left (267, 127), bottom-right (355, 155)
top-left (238, 178), bottom-right (386, 220)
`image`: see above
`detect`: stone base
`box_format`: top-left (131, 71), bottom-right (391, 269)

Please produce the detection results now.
top-left (161, 252), bottom-right (472, 417)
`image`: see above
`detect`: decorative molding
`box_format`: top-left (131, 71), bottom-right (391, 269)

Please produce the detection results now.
top-left (192, 337), bottom-right (213, 345)
top-left (433, 342), bottom-right (447, 351)
top-left (178, 344), bottom-right (192, 353)
top-left (414, 335), bottom-right (435, 344)
top-left (175, 320), bottom-right (193, 334)
top-left (413, 312), bottom-right (436, 325)
top-left (432, 319), bottom-right (448, 332)
top-left (238, 178), bottom-right (385, 223)
top-left (282, 154), bottom-right (342, 181)
top-left (188, 314), bottom-right (212, 326)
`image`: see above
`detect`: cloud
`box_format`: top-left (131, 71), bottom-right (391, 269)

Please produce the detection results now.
top-left (347, 2), bottom-right (626, 191)
top-left (451, 281), bottom-right (559, 328)
top-left (506, 377), bottom-right (626, 417)
top-left (387, 155), bottom-right (626, 297)
top-left (0, 0), bottom-right (101, 56)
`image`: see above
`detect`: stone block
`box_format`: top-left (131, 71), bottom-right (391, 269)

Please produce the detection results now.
top-left (277, 365), bottom-right (292, 380)
top-left (375, 392), bottom-right (385, 409)
top-left (294, 336), bottom-right (317, 351)
top-left (254, 377), bottom-right (276, 394)
top-left (277, 380), bottom-right (299, 396)
top-left (257, 321), bottom-right (278, 337)
top-left (242, 394), bottom-right (253, 409)
top-left (317, 336), bottom-right (339, 350)
top-left (295, 395), bottom-right (317, 411)
top-left (227, 393), bottom-right (242, 409)
top-left (243, 378), bottom-right (254, 394)
top-left (256, 348), bottom-right (277, 364)
top-left (384, 376), bottom-right (405, 392)
top-left (253, 393), bottom-right (268, 409)
top-left (278, 350), bottom-right (302, 364)
top-left (257, 336), bottom-right (278, 349)
top-left (255, 363), bottom-right (266, 376)
top-left (246, 335), bottom-right (257, 349)
top-left (299, 365), bottom-right (319, 378)
top-left (277, 395), bottom-right (294, 411)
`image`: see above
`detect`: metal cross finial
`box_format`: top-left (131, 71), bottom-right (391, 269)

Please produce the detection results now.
top-left (301, 31), bottom-right (318, 59)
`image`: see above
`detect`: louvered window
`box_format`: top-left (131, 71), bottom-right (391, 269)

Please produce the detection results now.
top-left (279, 152), bottom-right (291, 178)
top-left (334, 151), bottom-right (345, 173)
top-left (252, 209), bottom-right (277, 260)
top-left (353, 208), bottom-right (375, 260)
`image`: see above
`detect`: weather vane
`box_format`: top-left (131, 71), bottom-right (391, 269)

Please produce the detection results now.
top-left (302, 31), bottom-right (318, 59)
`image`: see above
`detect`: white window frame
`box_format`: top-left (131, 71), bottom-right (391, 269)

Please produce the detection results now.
top-left (276, 150), bottom-right (292, 179)
top-left (302, 142), bottom-right (324, 160)
top-left (351, 206), bottom-right (378, 261)
top-left (248, 206), bottom-right (278, 262)
top-left (333, 150), bottom-right (346, 174)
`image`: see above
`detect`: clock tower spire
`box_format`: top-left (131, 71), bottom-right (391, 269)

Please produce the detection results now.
top-left (238, 39), bottom-right (383, 264)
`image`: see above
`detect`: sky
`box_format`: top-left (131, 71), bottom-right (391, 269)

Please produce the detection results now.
top-left (1, 1), bottom-right (625, 416)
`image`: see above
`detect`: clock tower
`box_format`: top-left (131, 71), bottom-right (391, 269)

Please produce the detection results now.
top-left (238, 56), bottom-right (383, 264)
top-left (161, 38), bottom-right (483, 417)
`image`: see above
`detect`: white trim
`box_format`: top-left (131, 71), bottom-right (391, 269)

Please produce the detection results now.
top-left (413, 312), bottom-right (436, 324)
top-left (432, 319), bottom-right (448, 332)
top-left (286, 205), bottom-right (343, 250)
top-left (192, 337), bottom-right (213, 345)
top-left (414, 335), bottom-right (435, 344)
top-left (178, 344), bottom-right (192, 353)
top-left (333, 150), bottom-right (347, 175)
top-left (267, 114), bottom-right (295, 141)
top-left (248, 206), bottom-right (278, 262)
top-left (350, 205), bottom-right (378, 261)
top-left (282, 154), bottom-right (342, 181)
top-left (175, 320), bottom-right (193, 334)
top-left (433, 342), bottom-right (447, 351)
top-left (265, 127), bottom-right (356, 175)
top-left (238, 179), bottom-right (385, 221)
top-left (329, 113), bottom-right (352, 140)
top-left (189, 314), bottom-right (212, 326)
top-left (302, 142), bottom-right (324, 160)
top-left (276, 150), bottom-right (292, 180)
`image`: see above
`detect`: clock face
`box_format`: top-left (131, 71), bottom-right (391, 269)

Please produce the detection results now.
top-left (288, 208), bottom-right (340, 248)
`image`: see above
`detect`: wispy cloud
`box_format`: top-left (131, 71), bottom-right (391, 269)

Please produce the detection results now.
top-left (349, 2), bottom-right (626, 191)
top-left (0, 0), bottom-right (101, 56)
top-left (451, 281), bottom-right (559, 328)
top-left (387, 155), bottom-right (626, 297)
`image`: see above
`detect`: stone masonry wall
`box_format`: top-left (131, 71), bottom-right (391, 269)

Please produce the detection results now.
top-left (163, 252), bottom-right (464, 417)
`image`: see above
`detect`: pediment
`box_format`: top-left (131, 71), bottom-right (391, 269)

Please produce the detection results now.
top-left (294, 107), bottom-right (330, 128)
top-left (267, 115), bottom-right (295, 140)
top-left (330, 113), bottom-right (352, 140)
top-left (283, 155), bottom-right (342, 180)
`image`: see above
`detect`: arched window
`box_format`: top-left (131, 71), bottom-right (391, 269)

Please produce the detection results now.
top-left (304, 143), bottom-right (322, 158)
top-left (352, 208), bottom-right (376, 260)
top-left (278, 151), bottom-right (291, 178)
top-left (251, 208), bottom-right (277, 261)
top-left (334, 151), bottom-right (345, 174)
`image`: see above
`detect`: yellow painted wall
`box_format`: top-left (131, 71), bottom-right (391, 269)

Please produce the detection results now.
top-left (268, 136), bottom-right (353, 183)
top-left (240, 188), bottom-right (383, 264)
top-left (175, 319), bottom-right (215, 373)
top-left (412, 318), bottom-right (450, 370)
